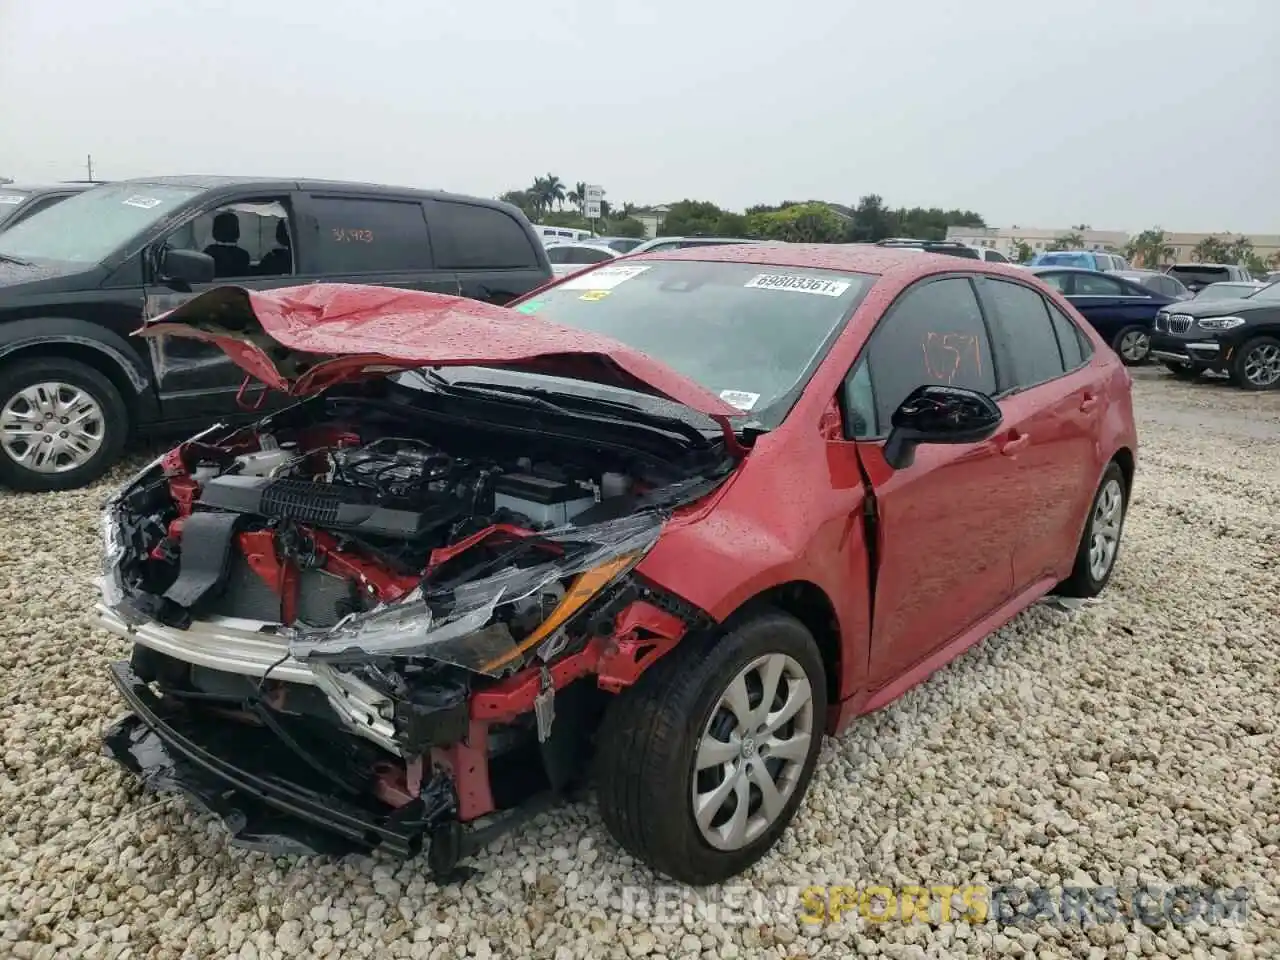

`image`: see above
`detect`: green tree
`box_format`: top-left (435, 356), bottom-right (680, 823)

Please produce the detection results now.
top-left (1191, 236), bottom-right (1230, 263)
top-left (1268, 250), bottom-right (1280, 270)
top-left (1124, 228), bottom-right (1175, 268)
top-left (1243, 252), bottom-right (1269, 277)
top-left (1010, 238), bottom-right (1034, 263)
top-left (844, 194), bottom-right (895, 242)
top-left (1224, 235), bottom-right (1254, 265)
top-left (498, 189), bottom-right (538, 221)
top-left (658, 200), bottom-right (731, 237)
top-left (531, 174), bottom-right (565, 214)
top-left (1047, 232), bottom-right (1085, 252)
top-left (745, 203), bottom-right (845, 243)
top-left (567, 181), bottom-right (586, 213)
top-left (605, 217), bottom-right (646, 238)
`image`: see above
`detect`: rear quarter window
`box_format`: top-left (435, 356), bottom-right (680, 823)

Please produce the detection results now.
top-left (308, 196), bottom-right (433, 273)
top-left (433, 202), bottom-right (541, 269)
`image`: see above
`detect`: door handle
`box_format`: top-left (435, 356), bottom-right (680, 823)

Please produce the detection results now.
top-left (1000, 433), bottom-right (1030, 456)
top-left (1079, 394), bottom-right (1100, 413)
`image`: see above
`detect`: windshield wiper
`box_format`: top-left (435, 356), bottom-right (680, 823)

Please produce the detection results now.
top-left (0, 253), bottom-right (33, 267)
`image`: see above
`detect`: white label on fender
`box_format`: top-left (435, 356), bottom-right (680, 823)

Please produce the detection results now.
top-left (558, 264), bottom-right (650, 290)
top-left (744, 273), bottom-right (851, 297)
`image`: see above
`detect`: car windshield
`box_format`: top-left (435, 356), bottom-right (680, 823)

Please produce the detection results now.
top-left (1246, 281), bottom-right (1280, 301)
top-left (1037, 253), bottom-right (1094, 268)
top-left (1168, 266), bottom-right (1230, 286)
top-left (0, 190), bottom-right (32, 226)
top-left (1195, 283), bottom-right (1254, 301)
top-left (0, 183), bottom-right (200, 264)
top-left (457, 259), bottom-right (874, 428)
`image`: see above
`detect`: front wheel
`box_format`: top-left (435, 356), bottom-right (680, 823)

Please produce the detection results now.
top-left (1112, 326), bottom-right (1151, 365)
top-left (1229, 336), bottom-right (1280, 391)
top-left (0, 358), bottom-right (128, 492)
top-left (595, 609), bottom-right (827, 885)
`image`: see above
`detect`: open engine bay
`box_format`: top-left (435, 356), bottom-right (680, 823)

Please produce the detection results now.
top-left (99, 386), bottom-right (730, 869)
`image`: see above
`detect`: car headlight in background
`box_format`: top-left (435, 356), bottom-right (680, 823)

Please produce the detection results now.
top-left (1198, 316), bottom-right (1246, 331)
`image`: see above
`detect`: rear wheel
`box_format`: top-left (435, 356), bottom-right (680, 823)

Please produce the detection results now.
top-left (1056, 462), bottom-right (1127, 598)
top-left (1112, 326), bottom-right (1151, 365)
top-left (1229, 336), bottom-right (1280, 391)
top-left (595, 609), bottom-right (827, 885)
top-left (0, 358), bottom-right (128, 492)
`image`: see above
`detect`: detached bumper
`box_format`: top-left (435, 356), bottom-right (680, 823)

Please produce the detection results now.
top-left (103, 662), bottom-right (451, 859)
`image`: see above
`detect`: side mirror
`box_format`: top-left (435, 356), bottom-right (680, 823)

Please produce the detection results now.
top-left (162, 248), bottom-right (215, 286)
top-left (882, 384), bottom-right (1003, 470)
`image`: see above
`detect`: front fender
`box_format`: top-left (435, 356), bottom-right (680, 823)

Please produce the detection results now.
top-left (0, 316), bottom-right (153, 396)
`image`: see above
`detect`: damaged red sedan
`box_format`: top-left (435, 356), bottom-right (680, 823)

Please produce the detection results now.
top-left (97, 246), bottom-right (1137, 885)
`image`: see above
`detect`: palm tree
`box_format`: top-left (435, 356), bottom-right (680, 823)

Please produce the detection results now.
top-left (1124, 229), bottom-right (1175, 268)
top-left (540, 174), bottom-right (566, 212)
top-left (567, 181), bottom-right (586, 213)
top-left (1047, 232), bottom-right (1084, 252)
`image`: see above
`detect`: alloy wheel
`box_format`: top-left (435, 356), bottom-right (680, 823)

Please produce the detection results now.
top-left (692, 653), bottom-right (814, 851)
top-left (1243, 343), bottom-right (1280, 387)
top-left (0, 381), bottom-right (106, 474)
top-left (1119, 330), bottom-right (1150, 362)
top-left (1088, 477), bottom-right (1124, 581)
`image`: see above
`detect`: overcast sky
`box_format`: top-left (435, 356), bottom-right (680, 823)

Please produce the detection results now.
top-left (1, 0), bottom-right (1276, 233)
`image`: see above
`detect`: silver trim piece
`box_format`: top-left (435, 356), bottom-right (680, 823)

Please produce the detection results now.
top-left (94, 603), bottom-right (402, 754)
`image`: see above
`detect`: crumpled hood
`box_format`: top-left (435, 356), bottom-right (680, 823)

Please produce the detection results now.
top-left (135, 283), bottom-right (743, 420)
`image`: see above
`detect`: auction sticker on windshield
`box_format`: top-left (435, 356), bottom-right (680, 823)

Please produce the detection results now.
top-left (123, 196), bottom-right (163, 210)
top-left (558, 264), bottom-right (650, 290)
top-left (745, 274), bottom-right (851, 297)
top-left (719, 390), bottom-right (760, 411)
top-left (0, 195), bottom-right (24, 205)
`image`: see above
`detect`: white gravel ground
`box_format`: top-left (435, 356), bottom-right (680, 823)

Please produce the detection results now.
top-left (1, 369), bottom-right (1277, 959)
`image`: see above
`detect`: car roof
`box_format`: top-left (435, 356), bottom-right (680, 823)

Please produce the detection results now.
top-left (1028, 265), bottom-right (1110, 275)
top-left (1167, 262), bottom-right (1234, 268)
top-left (117, 175), bottom-right (518, 211)
top-left (1, 182), bottom-right (98, 196)
top-left (629, 242), bottom-right (1031, 281)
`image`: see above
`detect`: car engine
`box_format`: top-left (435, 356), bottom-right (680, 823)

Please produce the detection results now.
top-left (121, 422), bottom-right (642, 631)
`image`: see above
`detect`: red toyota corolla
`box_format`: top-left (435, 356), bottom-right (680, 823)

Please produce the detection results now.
top-left (97, 245), bottom-right (1136, 885)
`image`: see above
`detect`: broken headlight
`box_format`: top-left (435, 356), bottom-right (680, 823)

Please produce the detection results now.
top-left (287, 512), bottom-right (664, 675)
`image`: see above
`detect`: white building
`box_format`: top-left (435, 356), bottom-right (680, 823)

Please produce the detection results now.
top-left (946, 226), bottom-right (1128, 259)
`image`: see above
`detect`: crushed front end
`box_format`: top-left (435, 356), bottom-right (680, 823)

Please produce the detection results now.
top-left (97, 393), bottom-right (724, 872)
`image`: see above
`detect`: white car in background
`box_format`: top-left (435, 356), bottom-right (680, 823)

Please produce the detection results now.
top-left (545, 241), bottom-right (620, 277)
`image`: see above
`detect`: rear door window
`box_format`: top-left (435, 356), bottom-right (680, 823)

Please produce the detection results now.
top-left (1073, 273), bottom-right (1126, 296)
top-left (308, 196), bottom-right (432, 273)
top-left (981, 278), bottom-right (1065, 387)
top-left (1047, 302), bottom-right (1090, 367)
top-left (432, 202), bottom-right (540, 269)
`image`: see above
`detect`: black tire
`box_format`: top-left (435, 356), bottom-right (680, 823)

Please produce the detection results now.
top-left (1056, 461), bottom-right (1128, 598)
top-left (595, 608), bottom-right (827, 885)
top-left (0, 358), bottom-right (129, 492)
top-left (1111, 326), bottom-right (1151, 366)
top-left (1161, 361), bottom-right (1204, 380)
top-left (1228, 335), bottom-right (1280, 391)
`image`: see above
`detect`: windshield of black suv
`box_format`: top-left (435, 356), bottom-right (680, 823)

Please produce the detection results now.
top-left (1246, 281), bottom-right (1280, 301)
top-left (1195, 283), bottom-right (1258, 301)
top-left (0, 190), bottom-right (32, 226)
top-left (0, 183), bottom-right (200, 265)
top-left (433, 259), bottom-right (874, 429)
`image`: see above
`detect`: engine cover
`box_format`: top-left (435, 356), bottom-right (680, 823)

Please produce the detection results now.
top-left (198, 475), bottom-right (461, 540)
